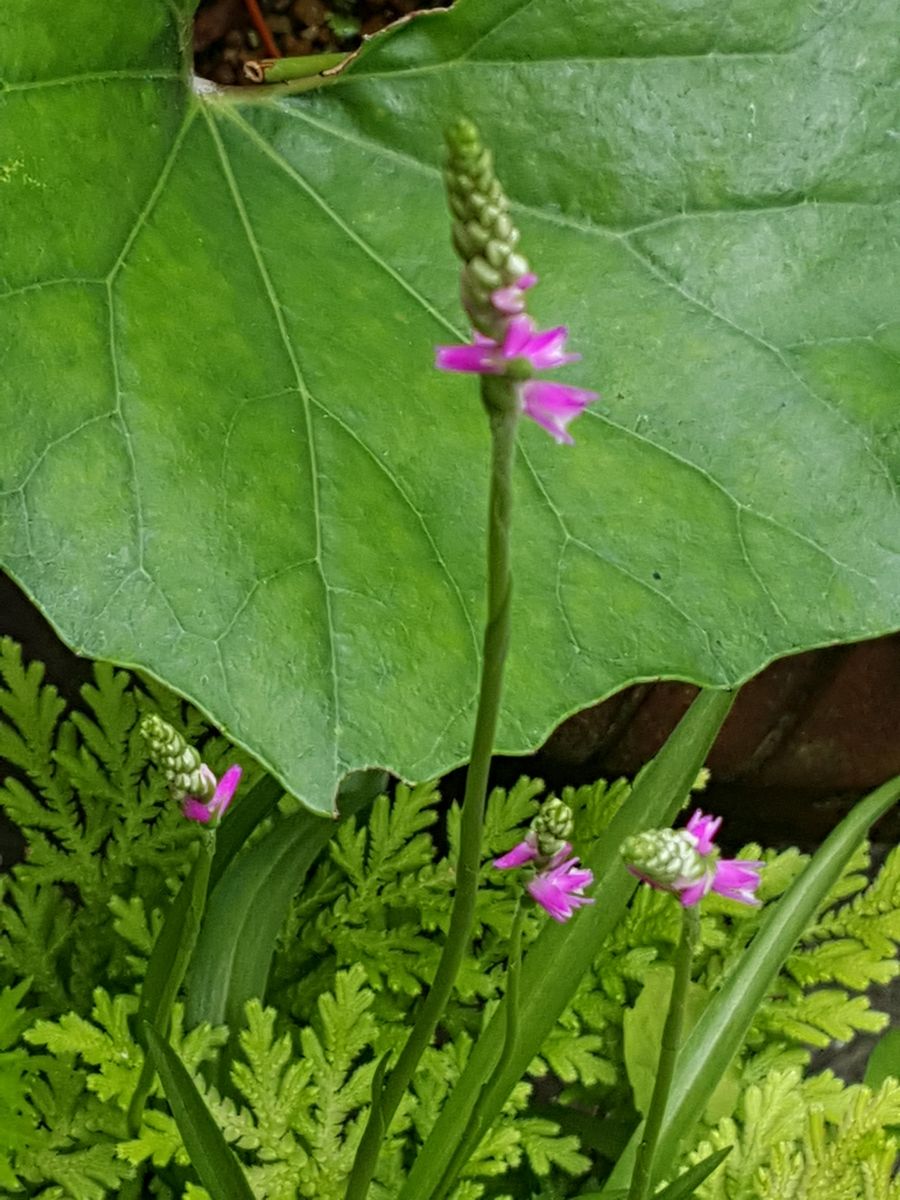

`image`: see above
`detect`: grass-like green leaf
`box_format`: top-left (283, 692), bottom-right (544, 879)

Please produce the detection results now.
top-left (186, 770), bottom-right (386, 1030)
top-left (144, 1022), bottom-right (255, 1200)
top-left (574, 1147), bottom-right (731, 1200)
top-left (864, 1027), bottom-right (900, 1091)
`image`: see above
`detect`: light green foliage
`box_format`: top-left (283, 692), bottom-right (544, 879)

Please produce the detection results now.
top-left (605, 845), bottom-right (900, 1105)
top-left (3, 646), bottom-right (900, 1196)
top-left (0, 981), bottom-right (34, 1188)
top-left (0, 638), bottom-right (256, 1012)
top-left (752, 843), bottom-right (900, 1049)
top-left (275, 776), bottom-right (548, 1024)
top-left (685, 1070), bottom-right (900, 1200)
top-left (14, 991), bottom-right (224, 1196)
top-left (112, 969), bottom-right (581, 1200)
top-left (11, 1046), bottom-right (132, 1197)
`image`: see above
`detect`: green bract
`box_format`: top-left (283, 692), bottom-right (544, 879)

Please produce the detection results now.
top-left (2, 0), bottom-right (899, 810)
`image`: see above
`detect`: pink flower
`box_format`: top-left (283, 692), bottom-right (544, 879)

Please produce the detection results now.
top-left (495, 839), bottom-right (594, 923)
top-left (435, 308), bottom-right (597, 444)
top-left (527, 849), bottom-right (594, 923)
top-left (491, 272), bottom-right (538, 316)
top-left (684, 808), bottom-right (722, 856)
top-left (623, 810), bottom-right (763, 909)
top-left (183, 764), bottom-right (242, 825)
top-left (494, 836), bottom-right (540, 869)
top-left (703, 858), bottom-right (763, 906)
top-left (435, 314), bottom-right (579, 375)
top-left (521, 380), bottom-right (598, 445)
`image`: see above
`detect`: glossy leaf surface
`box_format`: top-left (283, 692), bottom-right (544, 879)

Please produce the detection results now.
top-left (2, 0), bottom-right (899, 808)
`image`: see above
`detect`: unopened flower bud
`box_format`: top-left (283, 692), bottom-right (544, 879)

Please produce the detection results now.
top-left (622, 811), bottom-right (762, 908)
top-left (622, 828), bottom-right (706, 889)
top-left (532, 796), bottom-right (575, 857)
top-left (140, 714), bottom-right (216, 804)
top-left (444, 118), bottom-right (531, 337)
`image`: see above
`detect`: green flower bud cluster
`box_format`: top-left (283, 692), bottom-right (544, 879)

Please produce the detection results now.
top-left (444, 118), bottom-right (530, 338)
top-left (532, 796), bottom-right (575, 857)
top-left (140, 714), bottom-right (215, 803)
top-left (621, 828), bottom-right (706, 887)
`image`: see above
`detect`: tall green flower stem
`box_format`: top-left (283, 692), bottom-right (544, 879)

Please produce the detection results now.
top-left (628, 904), bottom-right (701, 1200)
top-left (430, 898), bottom-right (525, 1200)
top-left (127, 830), bottom-right (215, 1136)
top-left (344, 378), bottom-right (519, 1200)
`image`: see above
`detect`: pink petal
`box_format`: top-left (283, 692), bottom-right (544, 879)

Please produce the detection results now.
top-left (712, 859), bottom-right (763, 905)
top-left (522, 325), bottom-right (580, 369)
top-left (501, 314), bottom-right (538, 357)
top-left (490, 273), bottom-right (538, 316)
top-left (527, 857), bottom-right (594, 922)
top-left (435, 343), bottom-right (502, 374)
top-left (678, 878), bottom-right (711, 907)
top-left (183, 797), bottom-right (213, 823)
top-left (494, 839), bottom-right (539, 869)
top-left (546, 857), bottom-right (594, 891)
top-left (546, 843), bottom-right (574, 869)
top-left (528, 873), bottom-right (594, 922)
top-left (520, 380), bottom-right (597, 444)
top-left (685, 809), bottom-right (722, 856)
top-left (210, 764), bottom-right (243, 818)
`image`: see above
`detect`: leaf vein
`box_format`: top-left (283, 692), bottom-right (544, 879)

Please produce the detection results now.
top-left (204, 107), bottom-right (342, 776)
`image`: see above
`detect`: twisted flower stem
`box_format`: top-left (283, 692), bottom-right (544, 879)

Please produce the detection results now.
top-left (628, 903), bottom-right (701, 1200)
top-left (344, 378), bottom-right (518, 1200)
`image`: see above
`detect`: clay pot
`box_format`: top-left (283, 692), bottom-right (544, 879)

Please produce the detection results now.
top-left (541, 636), bottom-right (900, 847)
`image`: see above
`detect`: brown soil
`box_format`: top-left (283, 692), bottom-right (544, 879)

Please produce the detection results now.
top-left (194, 0), bottom-right (444, 86)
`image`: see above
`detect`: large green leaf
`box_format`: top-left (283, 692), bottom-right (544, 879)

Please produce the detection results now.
top-left (2, 0), bottom-right (899, 810)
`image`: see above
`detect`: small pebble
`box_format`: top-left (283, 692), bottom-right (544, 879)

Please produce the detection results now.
top-left (292, 0), bottom-right (328, 25)
top-left (213, 63), bottom-right (238, 84)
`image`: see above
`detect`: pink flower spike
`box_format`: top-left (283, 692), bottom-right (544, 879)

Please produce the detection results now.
top-left (712, 858), bottom-right (763, 906)
top-left (521, 380), bottom-right (598, 444)
top-left (494, 838), bottom-right (540, 869)
top-left (527, 855), bottom-right (594, 923)
top-left (685, 809), bottom-right (722, 856)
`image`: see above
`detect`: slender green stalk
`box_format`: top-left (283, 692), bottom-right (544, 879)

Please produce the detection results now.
top-left (127, 833), bottom-right (215, 1135)
top-left (245, 51), bottom-right (345, 83)
top-left (344, 380), bottom-right (519, 1200)
top-left (628, 904), bottom-right (700, 1200)
top-left (430, 899), bottom-right (525, 1200)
